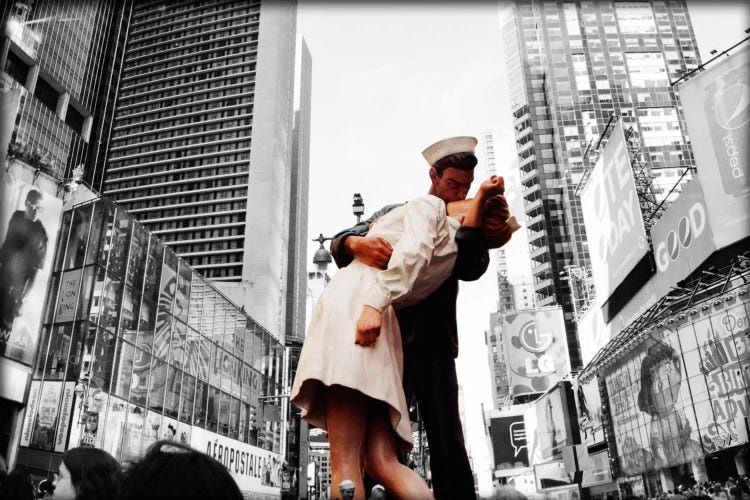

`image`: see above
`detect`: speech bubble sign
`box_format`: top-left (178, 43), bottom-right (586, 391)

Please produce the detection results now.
top-left (510, 421), bottom-right (527, 457)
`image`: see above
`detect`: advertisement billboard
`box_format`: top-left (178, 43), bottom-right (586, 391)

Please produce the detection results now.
top-left (579, 178), bottom-right (721, 365)
top-left (503, 307), bottom-right (571, 397)
top-left (650, 179), bottom-right (715, 289)
top-left (534, 461), bottom-right (575, 491)
top-left (573, 376), bottom-right (605, 446)
top-left (191, 427), bottom-right (282, 495)
top-left (580, 121), bottom-right (649, 300)
top-left (604, 296), bottom-right (749, 476)
top-left (526, 382), bottom-right (573, 465)
top-left (490, 414), bottom-right (530, 473)
top-left (679, 44), bottom-right (750, 249)
top-left (0, 173), bottom-right (63, 365)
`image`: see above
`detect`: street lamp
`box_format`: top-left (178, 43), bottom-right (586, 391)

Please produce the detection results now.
top-left (352, 193), bottom-right (364, 223)
top-left (312, 234), bottom-right (332, 272)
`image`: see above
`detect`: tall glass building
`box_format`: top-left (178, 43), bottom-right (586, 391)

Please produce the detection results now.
top-left (1, 0), bottom-right (131, 185)
top-left (14, 196), bottom-right (286, 496)
top-left (501, 0), bottom-right (701, 369)
top-left (103, 0), bottom-right (298, 337)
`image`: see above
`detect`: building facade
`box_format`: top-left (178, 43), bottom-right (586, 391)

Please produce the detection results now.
top-left (103, 0), bottom-right (298, 338)
top-left (575, 44), bottom-right (750, 497)
top-left (501, 0), bottom-right (702, 370)
top-left (1, 0), bottom-right (131, 186)
top-left (1, 0), bottom-right (130, 469)
top-left (13, 195), bottom-right (286, 497)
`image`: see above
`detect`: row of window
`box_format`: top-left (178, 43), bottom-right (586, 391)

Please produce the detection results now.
top-left (108, 165), bottom-right (248, 187)
top-left (170, 240), bottom-right (243, 254)
top-left (120, 56), bottom-right (254, 94)
top-left (123, 53), bottom-right (257, 89)
top-left (122, 188), bottom-right (248, 210)
top-left (127, 19), bottom-right (259, 57)
top-left (110, 130), bottom-right (252, 160)
top-left (158, 226), bottom-right (245, 243)
top-left (118, 79), bottom-right (254, 113)
top-left (109, 143), bottom-right (251, 170)
top-left (151, 213), bottom-right (246, 231)
top-left (120, 72), bottom-right (254, 101)
top-left (113, 96), bottom-right (252, 130)
top-left (130, 2), bottom-right (260, 40)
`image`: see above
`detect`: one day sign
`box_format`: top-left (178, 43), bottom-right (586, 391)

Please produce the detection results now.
top-left (580, 121), bottom-right (649, 300)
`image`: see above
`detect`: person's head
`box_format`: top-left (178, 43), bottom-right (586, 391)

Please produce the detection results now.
top-left (121, 441), bottom-right (242, 500)
top-left (423, 136), bottom-right (478, 203)
top-left (54, 447), bottom-right (121, 500)
top-left (25, 190), bottom-right (43, 222)
top-left (3, 468), bottom-right (34, 500)
top-left (637, 340), bottom-right (682, 417)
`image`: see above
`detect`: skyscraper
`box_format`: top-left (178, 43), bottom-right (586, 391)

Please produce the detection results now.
top-left (103, 0), bottom-right (298, 338)
top-left (501, 0), bottom-right (700, 369)
top-left (286, 37), bottom-right (311, 345)
top-left (2, 0), bottom-right (130, 185)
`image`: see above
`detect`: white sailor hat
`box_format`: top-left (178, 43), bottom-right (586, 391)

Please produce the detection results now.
top-left (421, 136), bottom-right (478, 167)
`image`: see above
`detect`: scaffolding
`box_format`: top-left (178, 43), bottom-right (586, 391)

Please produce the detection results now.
top-left (564, 264), bottom-right (596, 321)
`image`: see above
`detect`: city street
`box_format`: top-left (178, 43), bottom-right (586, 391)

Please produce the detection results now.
top-left (0, 1), bottom-right (748, 500)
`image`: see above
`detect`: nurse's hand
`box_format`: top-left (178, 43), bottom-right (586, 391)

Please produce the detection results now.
top-left (355, 305), bottom-right (382, 347)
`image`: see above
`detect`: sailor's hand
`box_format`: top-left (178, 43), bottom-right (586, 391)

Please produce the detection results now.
top-left (477, 176), bottom-right (504, 202)
top-left (345, 236), bottom-right (392, 270)
top-left (355, 305), bottom-right (382, 347)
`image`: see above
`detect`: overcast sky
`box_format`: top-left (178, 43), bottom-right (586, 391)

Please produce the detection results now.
top-left (296, 1), bottom-right (749, 494)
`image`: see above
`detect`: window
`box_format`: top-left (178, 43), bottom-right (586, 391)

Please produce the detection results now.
top-left (572, 54), bottom-right (589, 90)
top-left (616, 2), bottom-right (656, 34)
top-left (637, 107), bottom-right (683, 147)
top-left (626, 53), bottom-right (668, 88)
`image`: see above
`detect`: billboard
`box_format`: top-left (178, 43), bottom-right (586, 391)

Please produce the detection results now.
top-left (490, 415), bottom-right (529, 473)
top-left (503, 307), bottom-right (571, 397)
top-left (19, 380), bottom-right (75, 451)
top-left (679, 44), bottom-right (750, 249)
top-left (526, 382), bottom-right (573, 465)
top-left (191, 427), bottom-right (282, 495)
top-left (650, 179), bottom-right (715, 291)
top-left (573, 375), bottom-right (605, 446)
top-left (604, 296), bottom-right (749, 476)
top-left (0, 173), bottom-right (63, 365)
top-left (580, 121), bottom-right (649, 300)
top-left (534, 461), bottom-right (575, 491)
top-left (579, 178), bottom-right (720, 365)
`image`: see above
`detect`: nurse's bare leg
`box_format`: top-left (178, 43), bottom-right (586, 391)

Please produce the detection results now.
top-left (365, 402), bottom-right (433, 499)
top-left (327, 384), bottom-right (369, 499)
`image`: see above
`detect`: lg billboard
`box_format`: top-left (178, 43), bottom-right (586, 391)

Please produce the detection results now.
top-left (502, 307), bottom-right (571, 398)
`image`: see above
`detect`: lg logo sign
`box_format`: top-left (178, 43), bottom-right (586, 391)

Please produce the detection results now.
top-left (519, 321), bottom-right (552, 353)
top-left (654, 201), bottom-right (707, 273)
top-left (518, 320), bottom-right (556, 374)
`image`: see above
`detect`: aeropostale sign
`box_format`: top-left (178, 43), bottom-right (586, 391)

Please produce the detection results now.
top-left (190, 427), bottom-right (281, 495)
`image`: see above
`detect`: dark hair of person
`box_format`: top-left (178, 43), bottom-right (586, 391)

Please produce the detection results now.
top-left (432, 152), bottom-right (477, 175)
top-left (121, 440), bottom-right (243, 500)
top-left (61, 447), bottom-right (122, 500)
top-left (2, 468), bottom-right (35, 500)
top-left (25, 189), bottom-right (42, 203)
top-left (637, 340), bottom-right (682, 416)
